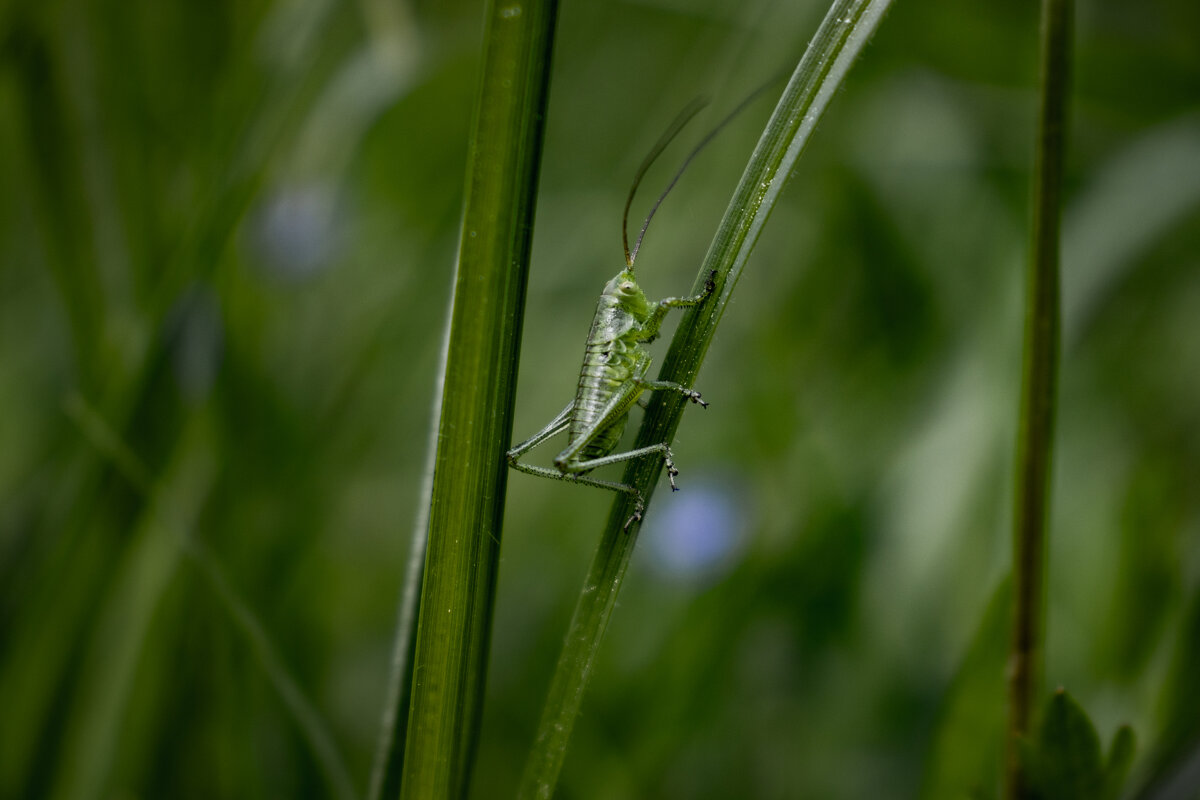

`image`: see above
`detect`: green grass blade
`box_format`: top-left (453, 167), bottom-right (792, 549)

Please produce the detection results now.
top-left (48, 414), bottom-right (217, 800)
top-left (62, 397), bottom-right (358, 800)
top-left (368, 339), bottom-right (446, 800)
top-left (185, 533), bottom-right (360, 800)
top-left (516, 2), bottom-right (894, 797)
top-left (1006, 0), bottom-right (1072, 797)
top-left (396, 0), bottom-right (559, 797)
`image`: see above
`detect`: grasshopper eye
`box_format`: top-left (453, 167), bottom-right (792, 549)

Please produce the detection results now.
top-left (619, 281), bottom-right (636, 294)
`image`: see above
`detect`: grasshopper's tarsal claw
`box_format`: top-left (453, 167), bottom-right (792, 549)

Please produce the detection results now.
top-left (623, 498), bottom-right (646, 531)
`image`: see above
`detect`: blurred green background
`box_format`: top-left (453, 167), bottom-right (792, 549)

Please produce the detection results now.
top-left (2, 0), bottom-right (1199, 798)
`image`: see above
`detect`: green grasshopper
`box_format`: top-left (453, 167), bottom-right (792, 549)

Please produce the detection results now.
top-left (508, 94), bottom-right (751, 529)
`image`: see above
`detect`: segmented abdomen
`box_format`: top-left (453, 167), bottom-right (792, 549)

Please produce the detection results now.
top-left (568, 337), bottom-right (636, 463)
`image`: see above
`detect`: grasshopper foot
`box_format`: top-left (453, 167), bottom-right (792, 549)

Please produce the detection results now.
top-left (623, 497), bottom-right (646, 531)
top-left (663, 449), bottom-right (680, 491)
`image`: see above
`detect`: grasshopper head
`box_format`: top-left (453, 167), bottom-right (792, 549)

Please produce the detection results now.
top-left (609, 267), bottom-right (651, 320)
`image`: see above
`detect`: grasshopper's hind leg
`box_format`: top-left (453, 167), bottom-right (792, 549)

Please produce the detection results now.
top-left (509, 459), bottom-right (648, 530)
top-left (555, 441), bottom-right (683, 530)
top-left (507, 402), bottom-right (572, 461)
top-left (548, 378), bottom-right (703, 527)
top-left (507, 402), bottom-right (648, 528)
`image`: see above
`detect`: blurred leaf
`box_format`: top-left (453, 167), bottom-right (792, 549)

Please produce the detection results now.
top-left (920, 579), bottom-right (1009, 800)
top-left (1063, 114), bottom-right (1200, 347)
top-left (49, 415), bottom-right (217, 800)
top-left (1103, 725), bottom-right (1136, 800)
top-left (1100, 465), bottom-right (1182, 680)
top-left (1022, 690), bottom-right (1104, 800)
top-left (1151, 587), bottom-right (1200, 780)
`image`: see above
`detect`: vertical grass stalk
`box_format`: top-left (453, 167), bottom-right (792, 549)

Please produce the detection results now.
top-left (1005, 0), bottom-right (1073, 797)
top-left (395, 1), bottom-right (559, 797)
top-left (516, 2), bottom-right (894, 797)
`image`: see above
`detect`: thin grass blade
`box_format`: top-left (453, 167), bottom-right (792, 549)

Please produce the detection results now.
top-left (517, 1), bottom-right (895, 797)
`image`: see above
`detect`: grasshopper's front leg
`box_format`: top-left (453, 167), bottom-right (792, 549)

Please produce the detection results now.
top-left (638, 270), bottom-right (717, 343)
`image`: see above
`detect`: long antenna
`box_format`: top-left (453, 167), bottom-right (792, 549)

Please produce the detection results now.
top-left (622, 96), bottom-right (709, 267)
top-left (622, 77), bottom-right (783, 267)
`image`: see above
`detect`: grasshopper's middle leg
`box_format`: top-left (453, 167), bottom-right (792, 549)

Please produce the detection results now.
top-left (636, 379), bottom-right (709, 408)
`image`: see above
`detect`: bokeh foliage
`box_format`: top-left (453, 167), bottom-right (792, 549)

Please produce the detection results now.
top-left (1, 0), bottom-right (1198, 798)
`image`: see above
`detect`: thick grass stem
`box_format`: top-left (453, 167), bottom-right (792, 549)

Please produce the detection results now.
top-left (395, 1), bottom-right (559, 797)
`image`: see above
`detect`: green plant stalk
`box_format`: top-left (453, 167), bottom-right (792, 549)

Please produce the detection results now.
top-left (397, 0), bottom-right (559, 798)
top-left (516, 1), bottom-right (893, 797)
top-left (1005, 0), bottom-right (1072, 797)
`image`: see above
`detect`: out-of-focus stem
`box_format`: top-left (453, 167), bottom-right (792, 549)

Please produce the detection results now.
top-left (1005, 0), bottom-right (1072, 797)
